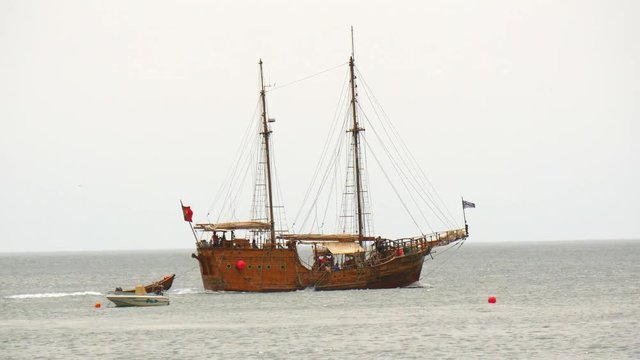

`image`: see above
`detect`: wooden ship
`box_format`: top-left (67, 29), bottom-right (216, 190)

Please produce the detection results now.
top-left (189, 51), bottom-right (470, 292)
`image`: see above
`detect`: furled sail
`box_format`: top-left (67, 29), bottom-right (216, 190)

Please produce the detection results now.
top-left (195, 221), bottom-right (271, 231)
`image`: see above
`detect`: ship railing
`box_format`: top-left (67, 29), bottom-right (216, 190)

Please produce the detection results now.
top-left (368, 228), bottom-right (466, 262)
top-left (303, 228), bottom-right (469, 271)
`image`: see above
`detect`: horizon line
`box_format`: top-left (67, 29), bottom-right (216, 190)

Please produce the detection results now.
top-left (1, 237), bottom-right (639, 254)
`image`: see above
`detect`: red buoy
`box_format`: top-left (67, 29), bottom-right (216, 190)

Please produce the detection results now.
top-left (236, 260), bottom-right (247, 270)
top-left (488, 296), bottom-right (497, 304)
top-left (94, 301), bottom-right (102, 309)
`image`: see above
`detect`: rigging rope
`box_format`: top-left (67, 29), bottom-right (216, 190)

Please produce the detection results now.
top-left (291, 70), bottom-right (351, 232)
top-left (207, 99), bottom-right (261, 222)
top-left (287, 62), bottom-right (462, 237)
top-left (355, 68), bottom-right (459, 229)
top-left (297, 112), bottom-right (348, 232)
top-left (357, 104), bottom-right (442, 233)
top-left (419, 238), bottom-right (466, 281)
top-left (362, 138), bottom-right (425, 234)
top-left (355, 68), bottom-right (459, 228)
top-left (268, 62), bottom-right (348, 92)
top-left (270, 131), bottom-right (291, 233)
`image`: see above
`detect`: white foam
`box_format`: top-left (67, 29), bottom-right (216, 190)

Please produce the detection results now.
top-left (407, 281), bottom-right (432, 289)
top-left (168, 288), bottom-right (203, 295)
top-left (4, 291), bottom-right (102, 299)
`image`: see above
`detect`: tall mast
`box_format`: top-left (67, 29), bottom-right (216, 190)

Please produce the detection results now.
top-left (259, 59), bottom-right (276, 244)
top-left (350, 25), bottom-right (355, 59)
top-left (349, 55), bottom-right (364, 243)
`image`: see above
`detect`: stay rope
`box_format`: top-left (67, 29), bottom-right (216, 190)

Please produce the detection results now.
top-left (418, 240), bottom-right (465, 282)
top-left (267, 62), bottom-right (348, 92)
top-left (355, 68), bottom-right (459, 229)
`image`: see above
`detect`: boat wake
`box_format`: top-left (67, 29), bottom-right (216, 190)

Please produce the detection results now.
top-left (406, 281), bottom-right (432, 289)
top-left (4, 291), bottom-right (102, 299)
top-left (168, 288), bottom-right (204, 295)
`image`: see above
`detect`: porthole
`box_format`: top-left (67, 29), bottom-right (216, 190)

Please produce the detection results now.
top-left (248, 265), bottom-right (252, 269)
top-left (266, 265), bottom-right (271, 270)
top-left (257, 265), bottom-right (262, 270)
top-left (226, 264), bottom-right (231, 269)
top-left (280, 265), bottom-right (286, 270)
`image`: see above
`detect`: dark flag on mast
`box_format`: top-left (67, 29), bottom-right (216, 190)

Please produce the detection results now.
top-left (182, 205), bottom-right (194, 222)
top-left (461, 199), bottom-right (475, 237)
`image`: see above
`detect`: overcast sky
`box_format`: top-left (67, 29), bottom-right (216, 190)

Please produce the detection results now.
top-left (1, 1), bottom-right (638, 252)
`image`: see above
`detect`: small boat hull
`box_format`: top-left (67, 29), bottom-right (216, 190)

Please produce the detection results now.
top-left (106, 294), bottom-right (170, 307)
top-left (118, 274), bottom-right (175, 294)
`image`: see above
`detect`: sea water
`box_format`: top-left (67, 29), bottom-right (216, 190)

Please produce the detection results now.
top-left (0, 240), bottom-right (638, 359)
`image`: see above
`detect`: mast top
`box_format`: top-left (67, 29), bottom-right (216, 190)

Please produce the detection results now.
top-left (259, 59), bottom-right (265, 90)
top-left (350, 26), bottom-right (355, 60)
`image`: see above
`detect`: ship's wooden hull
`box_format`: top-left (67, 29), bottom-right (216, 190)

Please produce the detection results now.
top-left (314, 251), bottom-right (426, 291)
top-left (194, 248), bottom-right (311, 292)
top-left (193, 246), bottom-right (428, 292)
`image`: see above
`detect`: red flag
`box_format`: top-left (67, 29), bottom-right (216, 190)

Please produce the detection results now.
top-left (182, 205), bottom-right (193, 222)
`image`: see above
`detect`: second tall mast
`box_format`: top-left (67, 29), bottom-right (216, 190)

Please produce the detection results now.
top-left (349, 56), bottom-right (364, 243)
top-left (259, 59), bottom-right (276, 244)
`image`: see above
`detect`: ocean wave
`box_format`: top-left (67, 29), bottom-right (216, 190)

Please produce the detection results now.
top-left (4, 291), bottom-right (102, 299)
